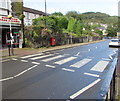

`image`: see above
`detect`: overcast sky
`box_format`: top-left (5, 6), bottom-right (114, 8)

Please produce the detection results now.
top-left (24, 0), bottom-right (119, 16)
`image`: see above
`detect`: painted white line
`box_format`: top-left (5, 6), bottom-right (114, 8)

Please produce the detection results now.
top-left (21, 53), bottom-right (43, 59)
top-left (102, 58), bottom-right (111, 61)
top-left (30, 54), bottom-right (54, 60)
top-left (21, 60), bottom-right (28, 62)
top-left (12, 58), bottom-right (18, 61)
top-left (91, 61), bottom-right (109, 72)
top-left (70, 79), bottom-right (101, 99)
top-left (45, 65), bottom-right (55, 68)
top-left (14, 65), bottom-right (38, 78)
top-left (88, 49), bottom-right (91, 51)
top-left (109, 55), bottom-right (113, 60)
top-left (41, 55), bottom-right (64, 62)
top-left (96, 47), bottom-right (98, 49)
top-left (62, 68), bottom-right (75, 72)
top-left (84, 72), bottom-right (99, 78)
top-left (70, 58), bottom-right (92, 68)
top-left (1, 59), bottom-right (10, 62)
top-left (54, 57), bottom-right (77, 65)
top-left (0, 77), bottom-right (14, 82)
top-left (75, 52), bottom-right (80, 56)
top-left (32, 62), bottom-right (40, 65)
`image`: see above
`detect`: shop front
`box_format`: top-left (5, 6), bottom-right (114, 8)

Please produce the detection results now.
top-left (0, 16), bottom-right (22, 49)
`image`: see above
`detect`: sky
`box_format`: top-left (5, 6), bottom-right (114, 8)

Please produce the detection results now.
top-left (24, 0), bottom-right (119, 16)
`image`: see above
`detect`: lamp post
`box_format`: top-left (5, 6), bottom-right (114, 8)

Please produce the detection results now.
top-left (45, 0), bottom-right (47, 28)
top-left (8, 15), bottom-right (14, 56)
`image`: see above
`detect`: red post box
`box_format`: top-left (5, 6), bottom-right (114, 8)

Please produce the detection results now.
top-left (51, 37), bottom-right (55, 46)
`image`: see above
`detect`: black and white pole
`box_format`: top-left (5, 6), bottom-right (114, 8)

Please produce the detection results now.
top-left (8, 15), bottom-right (14, 56)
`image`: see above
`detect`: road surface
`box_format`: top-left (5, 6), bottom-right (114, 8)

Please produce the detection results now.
top-left (1, 40), bottom-right (119, 100)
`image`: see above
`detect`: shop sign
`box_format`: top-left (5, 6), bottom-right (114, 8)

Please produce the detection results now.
top-left (0, 16), bottom-right (21, 24)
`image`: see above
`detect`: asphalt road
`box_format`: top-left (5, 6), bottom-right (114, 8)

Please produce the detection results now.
top-left (1, 40), bottom-right (119, 100)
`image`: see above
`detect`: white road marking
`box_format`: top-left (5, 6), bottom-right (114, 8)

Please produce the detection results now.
top-left (88, 49), bottom-right (91, 51)
top-left (62, 68), bottom-right (75, 72)
top-left (30, 54), bottom-right (54, 60)
top-left (102, 58), bottom-right (111, 61)
top-left (45, 65), bottom-right (55, 68)
top-left (96, 47), bottom-right (98, 49)
top-left (21, 53), bottom-right (43, 59)
top-left (54, 57), bottom-right (77, 65)
top-left (41, 55), bottom-right (64, 62)
top-left (84, 72), bottom-right (99, 77)
top-left (14, 65), bottom-right (38, 78)
top-left (75, 52), bottom-right (80, 56)
top-left (32, 62), bottom-right (40, 65)
top-left (91, 61), bottom-right (109, 72)
top-left (12, 58), bottom-right (18, 61)
top-left (1, 59), bottom-right (10, 62)
top-left (70, 58), bottom-right (92, 68)
top-left (0, 77), bottom-right (14, 82)
top-left (70, 79), bottom-right (101, 99)
top-left (21, 60), bottom-right (28, 62)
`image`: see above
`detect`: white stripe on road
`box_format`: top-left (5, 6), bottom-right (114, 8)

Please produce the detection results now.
top-left (75, 52), bottom-right (80, 56)
top-left (0, 59), bottom-right (10, 62)
top-left (84, 72), bottom-right (99, 78)
top-left (45, 65), bottom-right (55, 68)
top-left (54, 57), bottom-right (77, 65)
top-left (30, 54), bottom-right (54, 60)
top-left (41, 55), bottom-right (64, 62)
top-left (12, 58), bottom-right (18, 61)
top-left (70, 58), bottom-right (92, 68)
top-left (21, 60), bottom-right (28, 62)
top-left (0, 65), bottom-right (38, 82)
top-left (70, 79), bottom-right (101, 99)
top-left (62, 68), bottom-right (75, 72)
top-left (0, 77), bottom-right (14, 82)
top-left (90, 61), bottom-right (109, 72)
top-left (21, 53), bottom-right (43, 59)
top-left (14, 65), bottom-right (38, 78)
top-left (32, 62), bottom-right (40, 65)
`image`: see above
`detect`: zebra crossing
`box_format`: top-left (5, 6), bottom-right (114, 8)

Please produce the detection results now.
top-left (20, 52), bottom-right (110, 73)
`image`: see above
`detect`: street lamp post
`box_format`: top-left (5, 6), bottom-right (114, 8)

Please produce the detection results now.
top-left (8, 15), bottom-right (14, 56)
top-left (45, 0), bottom-right (47, 28)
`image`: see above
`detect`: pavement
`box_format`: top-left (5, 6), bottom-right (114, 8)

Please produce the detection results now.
top-left (0, 40), bottom-right (105, 59)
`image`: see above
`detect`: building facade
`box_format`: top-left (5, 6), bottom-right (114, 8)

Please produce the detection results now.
top-left (23, 7), bottom-right (46, 26)
top-left (0, 0), bottom-right (22, 49)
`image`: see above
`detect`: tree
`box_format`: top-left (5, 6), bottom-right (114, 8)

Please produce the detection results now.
top-left (67, 17), bottom-right (76, 33)
top-left (51, 12), bottom-right (63, 16)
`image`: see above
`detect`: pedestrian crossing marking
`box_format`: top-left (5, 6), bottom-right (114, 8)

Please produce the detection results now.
top-left (90, 61), bottom-right (109, 72)
top-left (70, 58), bottom-right (92, 68)
top-left (45, 65), bottom-right (55, 68)
top-left (30, 54), bottom-right (54, 60)
top-left (41, 55), bottom-right (64, 62)
top-left (62, 68), bottom-right (75, 72)
top-left (21, 53), bottom-right (43, 59)
top-left (54, 57), bottom-right (77, 65)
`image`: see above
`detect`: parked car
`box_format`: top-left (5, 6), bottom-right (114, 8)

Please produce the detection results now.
top-left (109, 39), bottom-right (120, 47)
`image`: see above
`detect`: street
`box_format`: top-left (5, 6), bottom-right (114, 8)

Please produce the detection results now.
top-left (1, 40), bottom-right (119, 99)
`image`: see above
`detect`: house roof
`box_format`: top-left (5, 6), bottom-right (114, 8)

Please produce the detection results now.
top-left (23, 7), bottom-right (47, 16)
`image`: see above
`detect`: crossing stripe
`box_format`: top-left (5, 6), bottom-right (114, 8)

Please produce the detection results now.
top-left (21, 53), bottom-right (43, 59)
top-left (84, 72), bottom-right (99, 77)
top-left (41, 55), bottom-right (64, 62)
top-left (90, 61), bottom-right (109, 72)
top-left (30, 54), bottom-right (54, 60)
top-left (62, 68), bottom-right (75, 72)
top-left (54, 57), bottom-right (77, 65)
top-left (70, 58), bottom-right (92, 68)
top-left (70, 79), bottom-right (101, 99)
